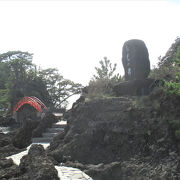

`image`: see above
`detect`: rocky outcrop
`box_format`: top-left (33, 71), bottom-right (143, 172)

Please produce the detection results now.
top-left (113, 78), bottom-right (159, 96)
top-left (84, 153), bottom-right (180, 180)
top-left (32, 113), bottom-right (57, 138)
top-left (47, 95), bottom-right (180, 179)
top-left (12, 119), bottom-right (39, 149)
top-left (0, 133), bottom-right (22, 158)
top-left (11, 113), bottom-right (57, 149)
top-left (48, 97), bottom-right (175, 162)
top-left (0, 158), bottom-right (21, 179)
top-left (18, 144), bottom-right (59, 180)
top-left (158, 37), bottom-right (180, 66)
top-left (0, 115), bottom-right (16, 127)
top-left (0, 144), bottom-right (59, 180)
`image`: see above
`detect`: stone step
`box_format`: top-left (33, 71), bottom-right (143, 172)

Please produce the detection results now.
top-left (52, 124), bottom-right (66, 128)
top-left (46, 127), bottom-right (64, 133)
top-left (42, 132), bottom-right (57, 138)
top-left (32, 137), bottom-right (53, 143)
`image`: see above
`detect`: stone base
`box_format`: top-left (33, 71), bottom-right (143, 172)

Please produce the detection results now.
top-left (113, 78), bottom-right (158, 96)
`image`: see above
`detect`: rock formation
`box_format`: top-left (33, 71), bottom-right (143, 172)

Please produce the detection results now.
top-left (158, 37), bottom-right (180, 66)
top-left (48, 96), bottom-right (180, 179)
top-left (12, 119), bottom-right (39, 149)
top-left (0, 144), bottom-right (59, 180)
top-left (32, 113), bottom-right (57, 138)
top-left (19, 144), bottom-right (59, 180)
top-left (122, 39), bottom-right (150, 81)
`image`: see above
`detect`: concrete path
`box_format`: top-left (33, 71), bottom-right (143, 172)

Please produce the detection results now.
top-left (55, 166), bottom-right (93, 180)
top-left (6, 120), bottom-right (93, 180)
top-left (7, 143), bottom-right (93, 180)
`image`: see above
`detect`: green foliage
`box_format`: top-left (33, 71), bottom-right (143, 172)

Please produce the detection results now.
top-left (149, 65), bottom-right (177, 81)
top-left (87, 57), bottom-right (123, 100)
top-left (163, 81), bottom-right (180, 96)
top-left (86, 79), bottom-right (115, 100)
top-left (39, 68), bottom-right (83, 109)
top-left (0, 51), bottom-right (83, 114)
top-left (174, 46), bottom-right (180, 65)
top-left (150, 43), bottom-right (180, 97)
top-left (93, 57), bottom-right (122, 81)
top-left (162, 46), bottom-right (180, 96)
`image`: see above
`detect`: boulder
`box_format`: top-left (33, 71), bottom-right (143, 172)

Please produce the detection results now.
top-left (0, 164), bottom-right (20, 180)
top-left (18, 144), bottom-right (59, 180)
top-left (0, 158), bottom-right (21, 179)
top-left (32, 113), bottom-right (57, 138)
top-left (12, 119), bottom-right (39, 149)
top-left (0, 133), bottom-right (22, 158)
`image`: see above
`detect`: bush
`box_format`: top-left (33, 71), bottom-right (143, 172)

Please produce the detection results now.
top-left (150, 43), bottom-right (180, 97)
top-left (86, 57), bottom-right (124, 100)
top-left (85, 79), bottom-right (114, 100)
top-left (163, 45), bottom-right (180, 96)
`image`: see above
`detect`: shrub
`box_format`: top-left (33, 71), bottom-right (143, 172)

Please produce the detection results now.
top-left (86, 57), bottom-right (123, 100)
top-left (86, 78), bottom-right (115, 100)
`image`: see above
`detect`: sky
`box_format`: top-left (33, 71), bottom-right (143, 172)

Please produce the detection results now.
top-left (0, 0), bottom-right (180, 106)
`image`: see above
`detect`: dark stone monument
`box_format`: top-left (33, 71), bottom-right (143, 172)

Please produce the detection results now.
top-left (122, 39), bottom-right (150, 81)
top-left (114, 39), bottom-right (157, 96)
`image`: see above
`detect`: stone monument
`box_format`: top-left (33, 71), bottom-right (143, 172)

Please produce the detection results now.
top-left (114, 39), bottom-right (156, 96)
top-left (122, 39), bottom-right (150, 81)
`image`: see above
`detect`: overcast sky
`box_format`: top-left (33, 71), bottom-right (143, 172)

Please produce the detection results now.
top-left (0, 0), bottom-right (180, 107)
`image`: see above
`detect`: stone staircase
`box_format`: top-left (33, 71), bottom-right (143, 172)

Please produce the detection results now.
top-left (32, 121), bottom-right (67, 143)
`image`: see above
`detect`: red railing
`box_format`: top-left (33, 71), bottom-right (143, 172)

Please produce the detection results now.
top-left (13, 96), bottom-right (47, 113)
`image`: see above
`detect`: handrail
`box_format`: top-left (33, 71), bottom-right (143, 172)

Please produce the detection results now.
top-left (13, 96), bottom-right (47, 113)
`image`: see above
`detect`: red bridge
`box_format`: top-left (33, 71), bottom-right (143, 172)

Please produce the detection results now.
top-left (13, 96), bottom-right (47, 122)
top-left (13, 96), bottom-right (47, 113)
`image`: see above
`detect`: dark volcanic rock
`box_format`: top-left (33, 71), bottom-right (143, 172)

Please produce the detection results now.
top-left (48, 97), bottom-right (175, 165)
top-left (0, 164), bottom-right (21, 180)
top-left (18, 144), bottom-right (59, 180)
top-left (0, 158), bottom-right (21, 179)
top-left (12, 119), bottom-right (39, 149)
top-left (0, 133), bottom-right (22, 158)
top-left (32, 113), bottom-right (57, 137)
top-left (0, 115), bottom-right (16, 126)
top-left (85, 155), bottom-right (180, 180)
top-left (113, 78), bottom-right (157, 96)
top-left (0, 158), bottom-right (14, 168)
top-left (0, 144), bottom-right (22, 158)
top-left (0, 133), bottom-right (12, 147)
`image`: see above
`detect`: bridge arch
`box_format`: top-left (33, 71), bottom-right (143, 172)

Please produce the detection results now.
top-left (13, 96), bottom-right (47, 113)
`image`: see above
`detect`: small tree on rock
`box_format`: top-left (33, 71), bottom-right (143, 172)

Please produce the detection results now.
top-left (87, 57), bottom-right (123, 99)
